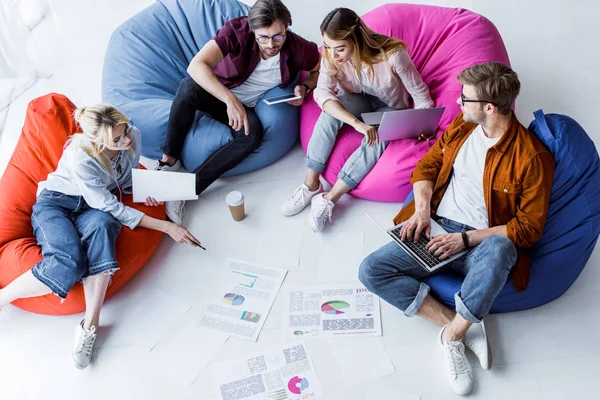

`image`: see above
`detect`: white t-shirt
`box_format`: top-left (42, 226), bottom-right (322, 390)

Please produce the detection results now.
top-left (230, 53), bottom-right (282, 107)
top-left (436, 125), bottom-right (500, 230)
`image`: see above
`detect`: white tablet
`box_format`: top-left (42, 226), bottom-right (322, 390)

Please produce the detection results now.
top-left (262, 93), bottom-right (302, 105)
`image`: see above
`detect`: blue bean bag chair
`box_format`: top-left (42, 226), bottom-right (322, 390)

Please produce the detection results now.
top-left (403, 110), bottom-right (600, 313)
top-left (101, 0), bottom-right (300, 175)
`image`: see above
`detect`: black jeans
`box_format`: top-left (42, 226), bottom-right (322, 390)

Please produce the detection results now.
top-left (163, 77), bottom-right (264, 195)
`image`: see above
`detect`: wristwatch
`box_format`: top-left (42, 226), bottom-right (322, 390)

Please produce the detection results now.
top-left (461, 231), bottom-right (470, 248)
top-left (299, 83), bottom-right (311, 97)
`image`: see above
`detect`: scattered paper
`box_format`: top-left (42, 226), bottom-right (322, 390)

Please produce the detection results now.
top-left (255, 227), bottom-right (303, 269)
top-left (284, 284), bottom-right (381, 339)
top-left (329, 337), bottom-right (395, 386)
top-left (152, 326), bottom-right (229, 387)
top-left (366, 387), bottom-right (420, 400)
top-left (210, 342), bottom-right (323, 400)
top-left (108, 288), bottom-right (191, 352)
top-left (317, 232), bottom-right (364, 283)
top-left (197, 259), bottom-right (287, 341)
top-left (132, 168), bottom-right (198, 202)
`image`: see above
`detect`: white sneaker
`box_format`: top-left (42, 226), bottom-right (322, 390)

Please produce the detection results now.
top-left (151, 158), bottom-right (182, 172)
top-left (165, 199), bottom-right (186, 225)
top-left (72, 320), bottom-right (97, 369)
top-left (309, 193), bottom-right (334, 232)
top-left (464, 319), bottom-right (492, 370)
top-left (438, 325), bottom-right (474, 396)
top-left (281, 183), bottom-right (323, 216)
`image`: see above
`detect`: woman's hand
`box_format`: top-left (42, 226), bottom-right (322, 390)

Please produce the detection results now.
top-left (165, 222), bottom-right (203, 247)
top-left (353, 121), bottom-right (379, 146)
top-left (144, 197), bottom-right (163, 207)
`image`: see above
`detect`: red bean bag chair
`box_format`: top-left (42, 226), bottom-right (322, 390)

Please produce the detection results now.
top-left (300, 4), bottom-right (510, 202)
top-left (0, 93), bottom-right (165, 315)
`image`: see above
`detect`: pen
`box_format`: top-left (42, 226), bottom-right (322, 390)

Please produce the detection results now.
top-left (198, 244), bottom-right (206, 250)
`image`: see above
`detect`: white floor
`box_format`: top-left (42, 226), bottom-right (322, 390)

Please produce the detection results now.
top-left (1, 1), bottom-right (600, 399)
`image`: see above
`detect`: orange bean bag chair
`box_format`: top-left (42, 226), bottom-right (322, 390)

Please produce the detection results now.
top-left (0, 93), bottom-right (165, 315)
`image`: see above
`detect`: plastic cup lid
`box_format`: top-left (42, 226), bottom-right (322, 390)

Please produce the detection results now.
top-left (226, 190), bottom-right (244, 206)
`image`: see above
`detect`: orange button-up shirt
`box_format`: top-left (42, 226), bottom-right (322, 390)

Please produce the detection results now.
top-left (393, 113), bottom-right (555, 291)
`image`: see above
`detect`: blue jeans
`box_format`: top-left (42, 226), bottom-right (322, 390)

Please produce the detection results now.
top-left (31, 189), bottom-right (121, 299)
top-left (358, 217), bottom-right (517, 323)
top-left (305, 93), bottom-right (394, 189)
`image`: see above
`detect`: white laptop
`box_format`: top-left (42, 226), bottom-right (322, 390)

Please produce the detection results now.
top-left (361, 107), bottom-right (445, 141)
top-left (365, 213), bottom-right (468, 272)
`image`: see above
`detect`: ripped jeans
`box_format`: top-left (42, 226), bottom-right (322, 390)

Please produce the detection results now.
top-left (31, 189), bottom-right (121, 299)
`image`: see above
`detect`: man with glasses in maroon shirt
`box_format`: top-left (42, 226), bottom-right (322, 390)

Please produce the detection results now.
top-left (155, 0), bottom-right (320, 224)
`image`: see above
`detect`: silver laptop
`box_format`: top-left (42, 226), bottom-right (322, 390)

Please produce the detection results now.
top-left (365, 213), bottom-right (468, 272)
top-left (361, 107), bottom-right (445, 141)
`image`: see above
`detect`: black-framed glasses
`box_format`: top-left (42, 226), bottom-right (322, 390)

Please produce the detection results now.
top-left (255, 32), bottom-right (286, 44)
top-left (460, 91), bottom-right (497, 107)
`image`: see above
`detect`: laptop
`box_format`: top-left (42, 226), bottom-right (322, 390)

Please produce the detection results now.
top-left (365, 213), bottom-right (468, 272)
top-left (361, 107), bottom-right (445, 141)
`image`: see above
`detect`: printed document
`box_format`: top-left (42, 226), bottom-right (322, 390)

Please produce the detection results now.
top-left (284, 284), bottom-right (381, 339)
top-left (197, 259), bottom-right (287, 341)
top-left (211, 342), bottom-right (323, 400)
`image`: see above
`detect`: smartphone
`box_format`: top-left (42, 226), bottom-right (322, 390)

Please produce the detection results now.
top-left (262, 93), bottom-right (302, 105)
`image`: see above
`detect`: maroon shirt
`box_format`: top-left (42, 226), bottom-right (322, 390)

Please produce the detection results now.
top-left (212, 17), bottom-right (320, 89)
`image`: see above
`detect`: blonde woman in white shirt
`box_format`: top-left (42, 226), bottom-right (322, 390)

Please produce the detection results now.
top-left (0, 104), bottom-right (202, 369)
top-left (281, 7), bottom-right (434, 232)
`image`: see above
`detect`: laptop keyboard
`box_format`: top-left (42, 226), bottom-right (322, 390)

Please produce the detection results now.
top-left (390, 227), bottom-right (443, 269)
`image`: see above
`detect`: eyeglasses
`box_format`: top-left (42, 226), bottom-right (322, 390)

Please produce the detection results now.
top-left (255, 32), bottom-right (286, 44)
top-left (460, 90), bottom-right (497, 107)
top-left (113, 122), bottom-right (132, 147)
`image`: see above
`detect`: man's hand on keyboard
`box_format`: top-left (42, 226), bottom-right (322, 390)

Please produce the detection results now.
top-left (426, 233), bottom-right (465, 260)
top-left (400, 210), bottom-right (431, 243)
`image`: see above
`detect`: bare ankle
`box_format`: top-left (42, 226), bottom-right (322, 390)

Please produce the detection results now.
top-left (82, 320), bottom-right (97, 330)
top-left (161, 155), bottom-right (176, 166)
top-left (304, 181), bottom-right (320, 191)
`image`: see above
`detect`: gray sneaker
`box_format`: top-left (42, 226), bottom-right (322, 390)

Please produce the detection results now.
top-left (152, 158), bottom-right (182, 172)
top-left (153, 159), bottom-right (185, 225)
top-left (165, 200), bottom-right (185, 225)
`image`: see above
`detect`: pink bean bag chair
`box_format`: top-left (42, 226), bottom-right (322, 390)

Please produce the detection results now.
top-left (300, 4), bottom-right (510, 202)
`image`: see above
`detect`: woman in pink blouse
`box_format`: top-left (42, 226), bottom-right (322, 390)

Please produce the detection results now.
top-left (281, 7), bottom-right (434, 232)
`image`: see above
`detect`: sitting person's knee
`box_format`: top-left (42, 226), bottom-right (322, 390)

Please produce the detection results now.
top-left (481, 235), bottom-right (517, 263)
top-left (93, 213), bottom-right (121, 235)
top-left (358, 255), bottom-right (377, 288)
top-left (242, 113), bottom-right (264, 146)
top-left (177, 77), bottom-right (201, 96)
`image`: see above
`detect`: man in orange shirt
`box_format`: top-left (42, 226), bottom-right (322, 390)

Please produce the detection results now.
top-left (359, 62), bottom-right (554, 396)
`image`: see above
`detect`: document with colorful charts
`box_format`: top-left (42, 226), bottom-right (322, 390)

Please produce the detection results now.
top-left (210, 341), bottom-right (323, 400)
top-left (284, 283), bottom-right (382, 339)
top-left (197, 259), bottom-right (287, 342)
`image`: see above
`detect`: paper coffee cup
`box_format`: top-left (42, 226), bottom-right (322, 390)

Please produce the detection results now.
top-left (226, 190), bottom-right (245, 221)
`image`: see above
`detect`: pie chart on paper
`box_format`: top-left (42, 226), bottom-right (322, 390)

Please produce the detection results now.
top-left (222, 293), bottom-right (245, 306)
top-left (321, 300), bottom-right (350, 315)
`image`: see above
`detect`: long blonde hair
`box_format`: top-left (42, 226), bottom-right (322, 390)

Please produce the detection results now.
top-left (320, 8), bottom-right (406, 78)
top-left (70, 104), bottom-right (132, 174)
